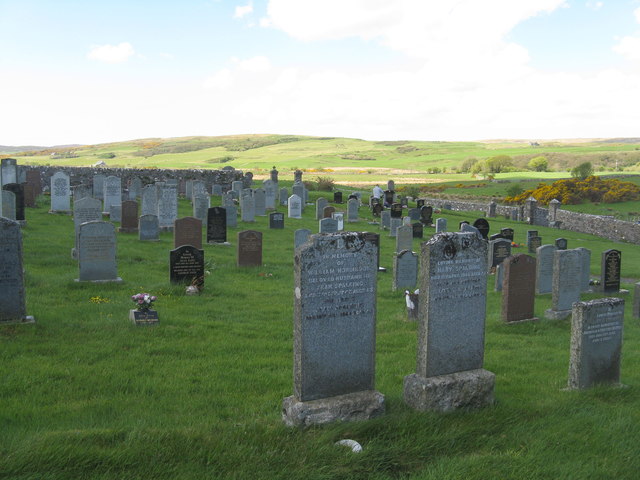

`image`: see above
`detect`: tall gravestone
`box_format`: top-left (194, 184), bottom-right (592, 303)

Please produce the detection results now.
top-left (601, 249), bottom-right (621, 294)
top-left (50, 171), bottom-right (71, 213)
top-left (109, 204), bottom-right (122, 223)
top-left (1, 158), bottom-right (17, 186)
top-left (294, 228), bottom-right (311, 249)
top-left (241, 195), bottom-right (255, 222)
top-left (2, 190), bottom-right (16, 220)
top-left (404, 232), bottom-right (495, 412)
top-left (420, 206), bottom-right (433, 225)
top-left (502, 254), bottom-right (538, 323)
top-left (237, 230), bottom-right (262, 267)
top-left (412, 222), bottom-right (423, 239)
top-left (396, 225), bottom-right (413, 253)
top-left (193, 194), bottom-right (210, 226)
top-left (174, 217), bottom-right (202, 249)
top-left (535, 244), bottom-right (557, 294)
top-left (141, 184), bottom-right (158, 216)
top-left (545, 249), bottom-right (582, 320)
top-left (282, 232), bottom-right (384, 427)
top-left (576, 247), bottom-right (592, 292)
top-left (3, 184), bottom-right (25, 223)
top-left (435, 217), bottom-right (447, 233)
top-left (128, 177), bottom-right (142, 200)
top-left (288, 195), bottom-right (302, 219)
top-left (567, 298), bottom-right (624, 390)
top-left (263, 179), bottom-right (276, 209)
top-left (207, 207), bottom-right (228, 244)
top-left (347, 198), bottom-right (359, 222)
top-left (158, 184), bottom-right (178, 231)
top-left (119, 200), bottom-right (138, 233)
top-left (92, 174), bottom-right (105, 200)
top-left (103, 176), bottom-right (121, 215)
top-left (76, 221), bottom-right (122, 282)
top-left (279, 187), bottom-right (289, 206)
top-left (139, 214), bottom-right (159, 241)
top-left (0, 218), bottom-right (34, 323)
top-left (316, 198), bottom-right (329, 220)
top-left (72, 197), bottom-right (102, 258)
top-left (488, 238), bottom-right (511, 272)
top-left (380, 211), bottom-right (390, 230)
top-left (225, 204), bottom-right (238, 228)
top-left (254, 188), bottom-right (266, 216)
top-left (170, 245), bottom-right (205, 288)
top-left (393, 249), bottom-right (418, 291)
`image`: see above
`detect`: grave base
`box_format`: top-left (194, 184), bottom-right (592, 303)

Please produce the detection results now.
top-left (48, 210), bottom-right (72, 215)
top-left (282, 390), bottom-right (385, 427)
top-left (118, 228), bottom-right (138, 234)
top-left (208, 241), bottom-right (231, 246)
top-left (505, 316), bottom-right (539, 325)
top-left (75, 277), bottom-right (123, 283)
top-left (403, 369), bottom-right (495, 413)
top-left (0, 316), bottom-right (35, 325)
top-left (544, 308), bottom-right (572, 320)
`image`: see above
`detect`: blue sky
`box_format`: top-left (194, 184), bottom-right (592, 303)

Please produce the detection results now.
top-left (1, 0), bottom-right (640, 145)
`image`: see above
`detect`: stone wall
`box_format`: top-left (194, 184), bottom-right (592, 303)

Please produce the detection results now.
top-left (420, 197), bottom-right (520, 220)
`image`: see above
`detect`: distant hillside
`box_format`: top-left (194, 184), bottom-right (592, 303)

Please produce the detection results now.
top-left (0, 144), bottom-right (82, 154)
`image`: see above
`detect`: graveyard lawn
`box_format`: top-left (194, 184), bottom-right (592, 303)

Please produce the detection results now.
top-left (2, 192), bottom-right (640, 479)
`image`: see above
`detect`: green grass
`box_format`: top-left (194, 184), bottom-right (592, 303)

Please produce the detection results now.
top-left (2, 192), bottom-right (640, 479)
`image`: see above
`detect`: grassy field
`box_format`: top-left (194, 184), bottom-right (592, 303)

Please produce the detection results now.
top-left (5, 134), bottom-right (640, 187)
top-left (1, 191), bottom-right (640, 479)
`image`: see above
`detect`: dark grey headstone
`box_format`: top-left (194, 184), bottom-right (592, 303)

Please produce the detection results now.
top-left (241, 194), bottom-right (255, 222)
top-left (77, 221), bottom-right (121, 282)
top-left (3, 184), bottom-right (25, 221)
top-left (103, 176), bottom-right (121, 214)
top-left (408, 208), bottom-right (420, 221)
top-left (158, 185), bottom-right (178, 230)
top-left (333, 191), bottom-right (343, 203)
top-left (0, 218), bottom-right (33, 323)
top-left (420, 206), bottom-right (433, 225)
top-left (207, 207), bottom-right (227, 243)
top-left (390, 203), bottom-right (403, 219)
top-left (381, 210), bottom-right (390, 229)
top-left (294, 228), bottom-right (311, 249)
top-left (109, 204), bottom-right (121, 223)
top-left (472, 218), bottom-right (490, 240)
top-left (501, 228), bottom-right (514, 241)
top-left (170, 245), bottom-right (204, 287)
top-left (535, 244), bottom-right (557, 294)
top-left (412, 222), bottom-right (423, 239)
top-left (254, 188), bottom-right (266, 216)
top-left (396, 225), bottom-right (413, 253)
top-left (568, 298), bottom-right (624, 389)
top-left (347, 198), bottom-right (359, 222)
top-left (393, 249), bottom-right (418, 291)
top-left (576, 247), bottom-right (592, 292)
top-left (319, 217), bottom-right (338, 233)
top-left (555, 238), bottom-right (568, 250)
top-left (141, 184), bottom-right (158, 216)
top-left (92, 174), bottom-right (105, 199)
top-left (435, 217), bottom-right (446, 233)
top-left (316, 197), bottom-right (329, 220)
top-left (527, 236), bottom-right (542, 253)
top-left (269, 212), bottom-right (285, 229)
top-left (225, 204), bottom-right (238, 228)
top-left (139, 214), bottom-right (159, 241)
top-left (546, 249), bottom-right (582, 319)
top-left (601, 249), bottom-right (621, 293)
top-left (488, 239), bottom-right (511, 271)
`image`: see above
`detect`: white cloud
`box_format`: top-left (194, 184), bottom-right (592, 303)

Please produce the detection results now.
top-left (202, 68), bottom-right (234, 89)
top-left (234, 2), bottom-right (253, 19)
top-left (635, 6), bottom-right (640, 24)
top-left (613, 35), bottom-right (640, 61)
top-left (87, 42), bottom-right (135, 63)
top-left (233, 55), bottom-right (271, 72)
top-left (586, 1), bottom-right (603, 10)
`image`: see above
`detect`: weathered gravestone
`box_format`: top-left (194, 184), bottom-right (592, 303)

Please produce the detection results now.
top-left (26, 169), bottom-right (42, 197)
top-left (207, 207), bottom-right (227, 244)
top-left (567, 298), bottom-right (624, 390)
top-left (174, 216), bottom-right (202, 249)
top-left (347, 198), bottom-right (359, 222)
top-left (128, 177), bottom-right (142, 200)
top-left (555, 238), bottom-right (568, 250)
top-left (76, 221), bottom-right (122, 282)
top-left (420, 206), bottom-right (433, 225)
top-left (393, 249), bottom-right (418, 291)
top-left (316, 198), bottom-right (329, 220)
top-left (23, 182), bottom-right (37, 208)
top-left (72, 184), bottom-right (91, 202)
top-left (319, 217), bottom-right (338, 234)
top-left (103, 176), bottom-right (121, 215)
top-left (390, 203), bottom-right (403, 219)
top-left (488, 238), bottom-right (511, 272)
top-left (109, 204), bottom-right (121, 223)
top-left (501, 254), bottom-right (538, 323)
top-left (535, 244), bottom-right (557, 294)
top-left (232, 180), bottom-right (243, 197)
top-left (545, 249), bottom-right (582, 320)
top-left (139, 214), bottom-right (160, 241)
top-left (170, 245), bottom-right (205, 288)
top-left (634, 282), bottom-right (640, 319)
top-left (380, 210), bottom-right (391, 230)
top-left (254, 188), bottom-right (266, 216)
top-left (332, 212), bottom-right (344, 231)
top-left (211, 184), bottom-right (223, 196)
top-left (435, 218), bottom-right (447, 233)
top-left (50, 171), bottom-right (71, 213)
top-left (279, 187), bottom-right (288, 206)
top-left (322, 205), bottom-right (336, 219)
top-left (3, 184), bottom-right (25, 222)
top-left (601, 249), bottom-right (621, 294)
top-left (158, 185), bottom-right (178, 231)
top-left (404, 232), bottom-right (495, 412)
top-left (282, 232), bottom-right (385, 427)
top-left (225, 204), bottom-right (238, 228)
top-left (237, 230), bottom-right (262, 267)
top-left (269, 212), bottom-right (285, 229)
top-left (288, 194), bottom-right (302, 219)
top-left (389, 217), bottom-right (402, 237)
top-left (292, 182), bottom-right (305, 206)
top-left (92, 174), bottom-right (105, 200)
top-left (333, 191), bottom-right (343, 203)
top-left (528, 235), bottom-right (542, 254)
top-left (501, 228), bottom-right (514, 241)
top-left (396, 225), bottom-right (413, 253)
top-left (576, 247), bottom-right (592, 292)
top-left (472, 218), bottom-right (490, 240)
top-left (119, 200), bottom-right (138, 233)
top-left (412, 222), bottom-right (423, 239)
top-left (384, 190), bottom-right (394, 206)
top-left (0, 218), bottom-right (34, 323)
top-left (1, 158), bottom-right (17, 186)
top-left (294, 228), bottom-right (311, 249)
top-left (72, 197), bottom-right (102, 258)
top-left (141, 184), bottom-right (158, 216)
top-left (2, 190), bottom-right (16, 220)
top-left (408, 208), bottom-right (420, 222)
top-left (263, 179), bottom-right (276, 209)
top-left (193, 194), bottom-right (210, 226)
top-left (241, 194), bottom-right (255, 222)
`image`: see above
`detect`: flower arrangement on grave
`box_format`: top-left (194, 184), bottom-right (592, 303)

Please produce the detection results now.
top-left (131, 293), bottom-right (156, 311)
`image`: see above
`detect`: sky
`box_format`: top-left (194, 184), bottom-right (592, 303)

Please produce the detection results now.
top-left (1, 0), bottom-right (640, 146)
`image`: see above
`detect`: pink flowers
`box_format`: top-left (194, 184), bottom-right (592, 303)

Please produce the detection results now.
top-left (131, 293), bottom-right (156, 311)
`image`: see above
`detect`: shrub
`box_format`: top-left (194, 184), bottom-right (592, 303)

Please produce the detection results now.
top-left (315, 176), bottom-right (335, 192)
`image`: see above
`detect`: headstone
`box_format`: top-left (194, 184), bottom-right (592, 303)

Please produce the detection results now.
top-left (319, 217), bottom-right (338, 233)
top-left (0, 217), bottom-right (34, 323)
top-left (174, 216), bottom-right (202, 249)
top-left (241, 195), bottom-right (255, 222)
top-left (488, 239), bottom-right (511, 271)
top-left (294, 228), bottom-right (311, 249)
top-left (393, 249), bottom-right (418, 291)
top-left (77, 221), bottom-right (121, 282)
top-left (576, 247), bottom-right (592, 291)
top-left (193, 194), bottom-right (210, 226)
top-left (567, 298), bottom-right (624, 390)
top-left (387, 180), bottom-right (395, 191)
top-left (170, 245), bottom-right (205, 288)
top-left (390, 203), bottom-right (403, 219)
top-left (1, 191), bottom-right (15, 220)
top-left (535, 244), bottom-right (557, 294)
top-left (501, 254), bottom-right (538, 323)
top-left (207, 207), bottom-right (227, 243)
top-left (109, 204), bottom-right (121, 223)
top-left (270, 166), bottom-right (279, 183)
top-left (139, 214), bottom-right (160, 241)
top-left (50, 171), bottom-right (71, 213)
top-left (488, 200), bottom-right (497, 218)
top-left (191, 180), bottom-right (206, 200)
top-left (408, 208), bottom-right (420, 222)
top-left (269, 212), bottom-right (285, 229)
top-left (322, 205), bottom-right (336, 219)
top-left (294, 169), bottom-right (303, 183)
top-left (232, 180), bottom-right (243, 197)
top-left (396, 225), bottom-right (413, 253)
top-left (495, 262), bottom-right (504, 292)
top-left (555, 238), bottom-right (568, 250)
top-left (412, 222), bottom-right (423, 239)
top-left (292, 182), bottom-right (305, 206)
top-left (92, 174), bottom-right (105, 199)
top-left (472, 218), bottom-right (490, 240)
top-left (103, 176), bottom-right (121, 214)
top-left (282, 232), bottom-right (384, 427)
top-left (279, 187), bottom-right (289, 206)
top-left (1, 158), bottom-right (17, 185)
top-left (73, 197), bottom-right (102, 256)
top-left (141, 184), bottom-right (158, 216)
top-left (158, 185), bottom-right (178, 231)
top-left (416, 199), bottom-right (425, 208)
top-left (420, 206), bottom-right (433, 225)
top-left (237, 230), bottom-right (262, 267)
top-left (347, 198), bottom-right (359, 222)
top-left (333, 191), bottom-right (343, 204)
top-left (363, 231), bottom-right (381, 271)
top-left (545, 249), bottom-right (582, 320)
top-left (212, 184), bottom-right (223, 196)
top-left (601, 249), bottom-right (621, 294)
top-left (634, 282), bottom-right (640, 319)
top-left (254, 188), bottom-right (266, 216)
top-left (263, 180), bottom-right (276, 209)
top-left (435, 218), bottom-right (447, 233)
top-left (26, 169), bottom-right (42, 197)
top-left (384, 190), bottom-right (394, 206)
top-left (526, 230), bottom-right (538, 251)
top-left (223, 191), bottom-right (236, 207)
top-left (316, 198), bottom-right (329, 220)
top-left (225, 204), bottom-right (238, 228)
top-left (461, 223), bottom-right (481, 238)
top-left (332, 212), bottom-right (344, 231)
top-left (3, 184), bottom-right (25, 222)
top-left (501, 228), bottom-right (514, 242)
top-left (404, 232), bottom-right (495, 412)
top-left (402, 216), bottom-right (412, 227)
top-left (288, 195), bottom-right (302, 219)
top-left (527, 236), bottom-right (542, 254)
top-left (389, 217), bottom-right (402, 237)
top-left (128, 177), bottom-right (142, 200)
top-left (381, 210), bottom-right (391, 230)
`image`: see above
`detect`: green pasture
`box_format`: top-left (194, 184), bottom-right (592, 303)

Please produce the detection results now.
top-left (2, 191), bottom-right (640, 479)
